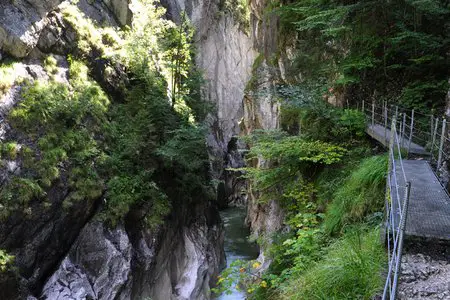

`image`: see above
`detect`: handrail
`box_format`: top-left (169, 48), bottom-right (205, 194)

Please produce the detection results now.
top-left (361, 101), bottom-right (448, 175)
top-left (360, 102), bottom-right (450, 299)
top-left (382, 116), bottom-right (411, 300)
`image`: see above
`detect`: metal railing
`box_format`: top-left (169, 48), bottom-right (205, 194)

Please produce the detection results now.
top-left (361, 100), bottom-right (448, 175)
top-left (360, 102), bottom-right (449, 299)
top-left (382, 116), bottom-right (411, 300)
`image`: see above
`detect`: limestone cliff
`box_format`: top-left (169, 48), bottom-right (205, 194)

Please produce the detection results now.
top-left (164, 0), bottom-right (295, 271)
top-left (0, 1), bottom-right (223, 299)
top-left (0, 0), bottom-right (292, 298)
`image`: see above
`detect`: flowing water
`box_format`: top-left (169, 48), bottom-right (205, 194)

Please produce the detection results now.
top-left (217, 207), bottom-right (259, 300)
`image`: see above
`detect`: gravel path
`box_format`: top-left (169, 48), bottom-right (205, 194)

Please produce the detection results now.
top-left (398, 240), bottom-right (450, 299)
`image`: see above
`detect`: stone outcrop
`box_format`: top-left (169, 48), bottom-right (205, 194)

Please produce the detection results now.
top-left (0, 0), bottom-right (63, 58)
top-left (162, 0), bottom-right (257, 208)
top-left (102, 0), bottom-right (133, 26)
top-left (41, 221), bottom-right (132, 300)
top-left (164, 0), bottom-right (289, 270)
top-left (0, 55), bottom-right (99, 298)
top-left (39, 204), bottom-right (224, 300)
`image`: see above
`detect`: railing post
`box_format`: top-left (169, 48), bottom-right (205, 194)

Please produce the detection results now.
top-left (431, 118), bottom-right (439, 162)
top-left (382, 115), bottom-right (398, 300)
top-left (392, 181), bottom-right (411, 299)
top-left (437, 118), bottom-right (446, 172)
top-left (384, 102), bottom-right (388, 144)
top-left (388, 116), bottom-right (397, 181)
top-left (362, 100), bottom-right (365, 112)
top-left (431, 115), bottom-right (434, 144)
top-left (372, 102), bottom-right (375, 127)
top-left (407, 110), bottom-right (414, 155)
top-left (386, 115), bottom-right (397, 205)
top-left (401, 113), bottom-right (406, 148)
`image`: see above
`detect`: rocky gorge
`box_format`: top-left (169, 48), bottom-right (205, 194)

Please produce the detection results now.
top-left (0, 0), bottom-right (286, 299)
top-left (1, 0), bottom-right (449, 299)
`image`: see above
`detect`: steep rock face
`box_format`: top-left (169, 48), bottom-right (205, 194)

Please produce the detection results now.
top-left (0, 0), bottom-right (63, 58)
top-left (102, 0), bottom-right (132, 26)
top-left (41, 221), bottom-right (132, 300)
top-left (39, 204), bottom-right (224, 300)
top-left (240, 59), bottom-right (284, 270)
top-left (164, 0), bottom-right (288, 262)
top-left (0, 55), bottom-right (101, 298)
top-left (162, 0), bottom-right (257, 207)
top-left (128, 208), bottom-right (224, 300)
top-left (0, 1), bottom-right (224, 299)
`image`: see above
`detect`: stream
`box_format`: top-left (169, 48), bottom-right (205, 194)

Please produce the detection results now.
top-left (217, 207), bottom-right (259, 300)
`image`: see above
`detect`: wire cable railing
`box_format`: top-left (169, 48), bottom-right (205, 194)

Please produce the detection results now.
top-left (361, 100), bottom-right (449, 175)
top-left (382, 117), bottom-right (411, 300)
top-left (360, 101), bottom-right (450, 299)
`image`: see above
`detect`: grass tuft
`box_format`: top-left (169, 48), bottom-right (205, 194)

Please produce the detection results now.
top-left (281, 227), bottom-right (386, 300)
top-left (324, 155), bottom-right (387, 235)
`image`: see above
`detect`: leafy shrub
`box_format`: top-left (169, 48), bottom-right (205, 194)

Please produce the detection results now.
top-left (239, 131), bottom-right (346, 202)
top-left (275, 0), bottom-right (449, 111)
top-left (300, 103), bottom-right (366, 144)
top-left (220, 0), bottom-right (250, 31)
top-left (44, 55), bottom-right (58, 75)
top-left (0, 250), bottom-right (14, 272)
top-left (0, 61), bottom-right (20, 97)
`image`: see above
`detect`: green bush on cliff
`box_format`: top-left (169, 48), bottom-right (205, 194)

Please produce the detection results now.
top-left (1, 59), bottom-right (108, 213)
top-left (0, 250), bottom-right (13, 272)
top-left (238, 130), bottom-right (346, 204)
top-left (0, 0), bottom-right (210, 227)
top-left (220, 0), bottom-right (250, 31)
top-left (238, 152), bottom-right (386, 300)
top-left (0, 61), bottom-right (21, 97)
top-left (220, 100), bottom-right (385, 299)
top-left (99, 1), bottom-right (212, 227)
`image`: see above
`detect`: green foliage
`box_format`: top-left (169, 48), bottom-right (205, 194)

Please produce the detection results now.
top-left (105, 174), bottom-right (170, 227)
top-left (276, 85), bottom-right (367, 143)
top-left (1, 59), bottom-right (108, 214)
top-left (220, 0), bottom-right (250, 31)
top-left (0, 178), bottom-right (44, 218)
top-left (1, 1), bottom-right (210, 228)
top-left (280, 227), bottom-right (386, 300)
top-left (0, 60), bottom-right (21, 97)
top-left (1, 143), bottom-right (20, 160)
top-left (299, 103), bottom-right (366, 143)
top-left (225, 104), bottom-right (384, 299)
top-left (239, 131), bottom-right (345, 202)
top-left (44, 55), bottom-right (58, 75)
top-left (60, 2), bottom-right (123, 56)
top-left (324, 155), bottom-right (387, 235)
top-left (275, 0), bottom-right (449, 111)
top-left (0, 250), bottom-right (14, 272)
top-left (99, 1), bottom-right (212, 226)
